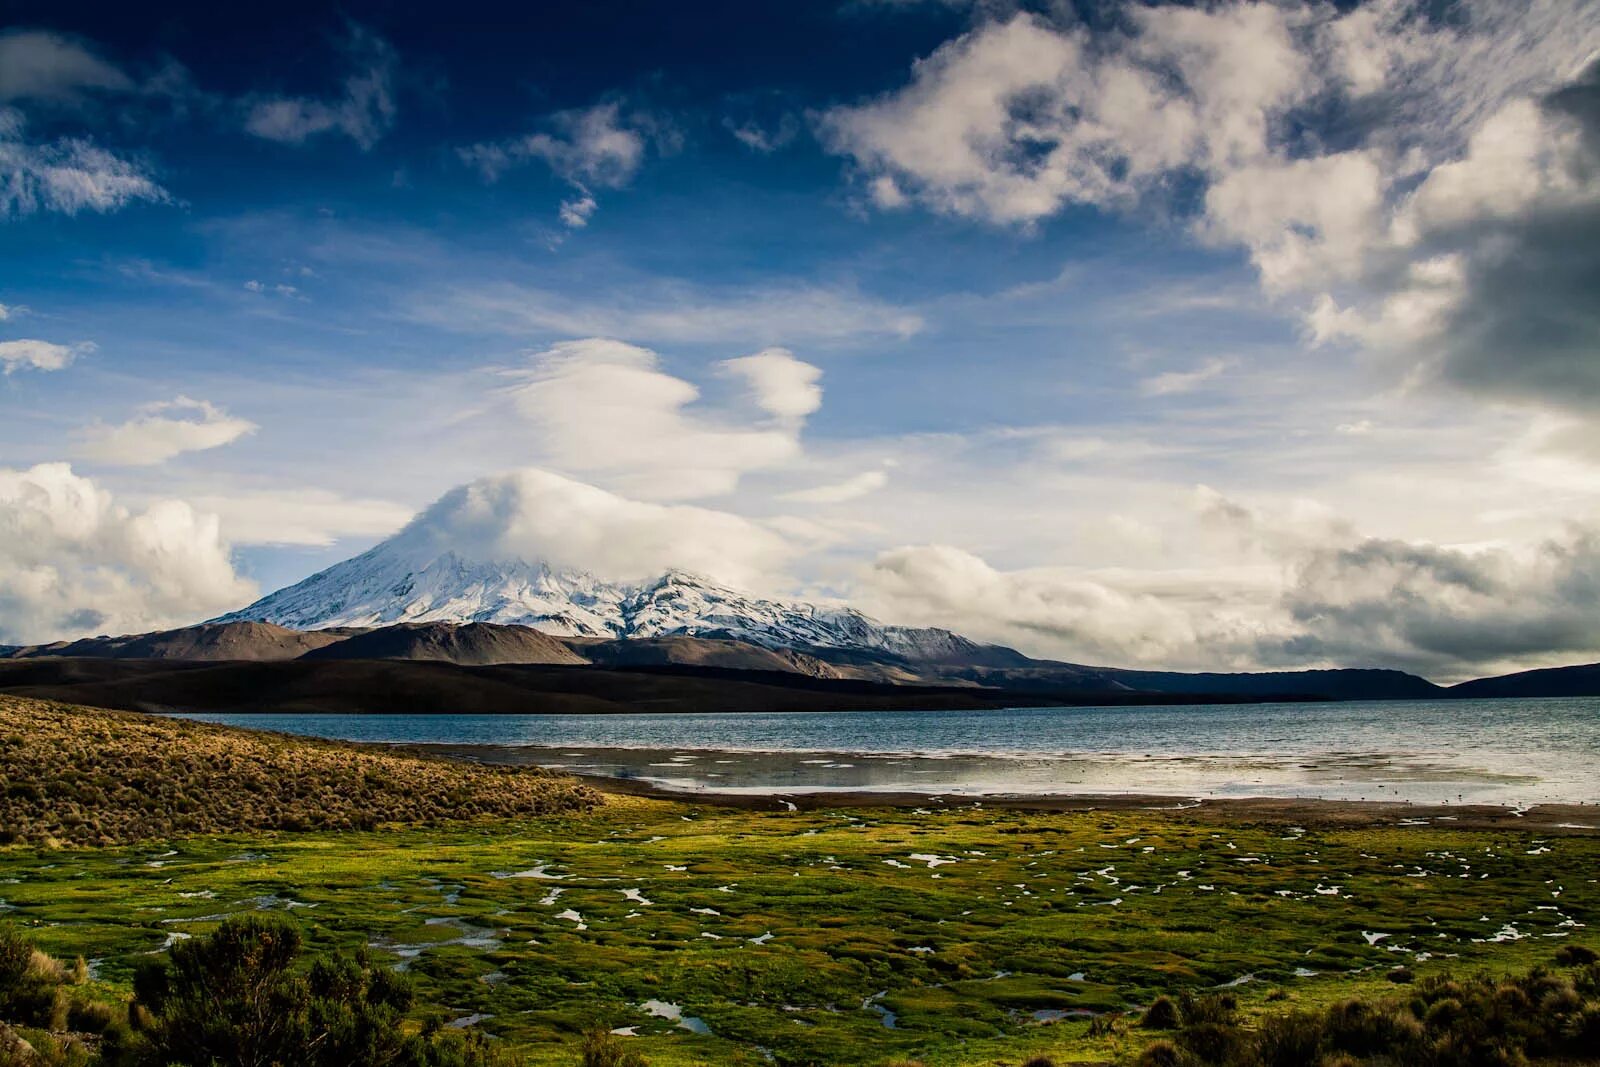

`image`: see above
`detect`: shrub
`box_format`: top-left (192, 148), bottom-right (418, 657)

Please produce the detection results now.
top-left (1252, 1010), bottom-right (1323, 1067)
top-left (1133, 1040), bottom-right (1182, 1067)
top-left (1141, 995), bottom-right (1180, 1029)
top-left (579, 1028), bottom-right (648, 1067)
top-left (130, 914), bottom-right (508, 1067)
top-left (0, 928), bottom-right (67, 1030)
top-left (1322, 998), bottom-right (1422, 1057)
top-left (66, 998), bottom-right (115, 1033)
top-left (1020, 1057), bottom-right (1056, 1067)
top-left (1130, 955), bottom-right (1600, 1067)
top-left (1556, 944), bottom-right (1598, 967)
top-left (1178, 992), bottom-right (1235, 1028)
top-left (0, 930), bottom-right (29, 994)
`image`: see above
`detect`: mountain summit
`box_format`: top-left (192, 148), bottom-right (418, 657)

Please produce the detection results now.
top-left (216, 473), bottom-right (987, 662)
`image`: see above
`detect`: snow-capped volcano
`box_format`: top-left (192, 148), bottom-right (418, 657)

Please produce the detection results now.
top-left (216, 471), bottom-right (987, 662)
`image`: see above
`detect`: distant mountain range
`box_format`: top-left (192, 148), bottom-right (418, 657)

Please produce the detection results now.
top-left (4, 511), bottom-right (1595, 713)
top-left (4, 617), bottom-right (1597, 716)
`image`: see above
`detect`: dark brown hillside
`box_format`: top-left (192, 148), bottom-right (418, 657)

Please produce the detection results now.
top-left (301, 620), bottom-right (587, 665)
top-left (2, 621), bottom-right (356, 662)
top-left (0, 657), bottom-right (1281, 716)
top-left (569, 634), bottom-right (841, 676)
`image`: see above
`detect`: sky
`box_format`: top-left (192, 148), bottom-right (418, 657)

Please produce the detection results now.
top-left (1, 0), bottom-right (1598, 681)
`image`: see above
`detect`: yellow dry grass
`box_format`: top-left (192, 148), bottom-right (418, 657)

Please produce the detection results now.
top-left (0, 695), bottom-right (600, 847)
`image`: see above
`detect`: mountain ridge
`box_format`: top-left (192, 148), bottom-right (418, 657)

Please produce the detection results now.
top-left (7, 619), bottom-right (1598, 701)
top-left (213, 536), bottom-right (992, 666)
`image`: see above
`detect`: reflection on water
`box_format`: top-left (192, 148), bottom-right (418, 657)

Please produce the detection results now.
top-left (455, 744), bottom-right (1543, 804)
top-left (169, 696), bottom-right (1600, 805)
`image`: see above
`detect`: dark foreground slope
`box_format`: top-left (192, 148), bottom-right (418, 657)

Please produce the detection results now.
top-left (0, 657), bottom-right (1321, 716)
top-left (0, 694), bottom-right (598, 846)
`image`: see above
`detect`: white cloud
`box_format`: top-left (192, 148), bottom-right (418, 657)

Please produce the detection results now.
top-left (558, 194), bottom-right (598, 228)
top-left (0, 463), bottom-right (256, 643)
top-left (187, 487), bottom-right (412, 547)
top-left (243, 25), bottom-right (397, 149)
top-left (850, 485), bottom-right (1600, 680)
top-left (0, 338), bottom-right (92, 374)
top-left (0, 108), bottom-right (167, 218)
top-left (780, 470), bottom-right (890, 505)
top-left (462, 101), bottom-right (647, 187)
top-left (504, 338), bottom-right (820, 500)
top-left (460, 101), bottom-right (669, 228)
top-left (720, 348), bottom-right (822, 420)
top-left (1266, 527), bottom-right (1600, 678)
top-left (393, 467), bottom-right (796, 591)
top-left (74, 397), bottom-right (258, 466)
top-left (725, 114), bottom-right (799, 153)
top-left (817, 8), bottom-right (1307, 225)
top-left (243, 279), bottom-right (300, 297)
top-left (854, 542), bottom-right (1273, 669)
top-left (436, 279), bottom-right (923, 345)
top-left (0, 30), bottom-right (133, 102)
top-left (1138, 357), bottom-right (1230, 397)
top-left (822, 1), bottom-right (1600, 409)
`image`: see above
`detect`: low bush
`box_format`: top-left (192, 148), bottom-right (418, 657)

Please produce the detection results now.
top-left (1131, 955), bottom-right (1600, 1066)
top-left (579, 1028), bottom-right (649, 1067)
top-left (127, 914), bottom-right (511, 1067)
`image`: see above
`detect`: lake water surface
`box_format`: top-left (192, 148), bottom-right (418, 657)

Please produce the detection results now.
top-left (172, 697), bottom-right (1600, 805)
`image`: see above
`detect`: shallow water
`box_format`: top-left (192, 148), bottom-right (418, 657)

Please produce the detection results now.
top-left (170, 696), bottom-right (1600, 805)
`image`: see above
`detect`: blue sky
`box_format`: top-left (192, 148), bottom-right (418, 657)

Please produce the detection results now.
top-left (2, 0), bottom-right (1598, 680)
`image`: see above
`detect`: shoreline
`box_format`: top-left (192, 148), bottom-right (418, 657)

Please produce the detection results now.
top-left (401, 741), bottom-right (1600, 832)
top-left (575, 773), bottom-right (1600, 831)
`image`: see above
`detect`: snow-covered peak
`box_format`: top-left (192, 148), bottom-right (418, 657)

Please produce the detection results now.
top-left (217, 471), bottom-right (1003, 661)
top-left (217, 533), bottom-right (984, 661)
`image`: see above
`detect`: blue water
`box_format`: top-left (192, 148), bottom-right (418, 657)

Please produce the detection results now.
top-left (171, 697), bottom-right (1600, 805)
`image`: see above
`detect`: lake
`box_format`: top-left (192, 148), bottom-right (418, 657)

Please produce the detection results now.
top-left (171, 696), bottom-right (1600, 805)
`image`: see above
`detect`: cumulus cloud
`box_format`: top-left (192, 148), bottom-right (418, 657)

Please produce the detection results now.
top-left (1309, 59), bottom-right (1600, 408)
top-left (0, 463), bottom-right (256, 644)
top-left (822, 0), bottom-right (1600, 409)
top-left (460, 101), bottom-right (666, 228)
top-left (1266, 528), bottom-right (1600, 678)
top-left (0, 30), bottom-right (134, 103)
top-left (504, 338), bottom-right (820, 500)
top-left (855, 543), bottom-right (1274, 669)
top-left (74, 397), bottom-right (258, 466)
top-left (0, 108), bottom-right (167, 218)
top-left (390, 467), bottom-right (796, 590)
top-left (243, 25), bottom-right (397, 149)
top-left (0, 338), bottom-right (93, 374)
top-left (852, 487), bottom-right (1600, 681)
